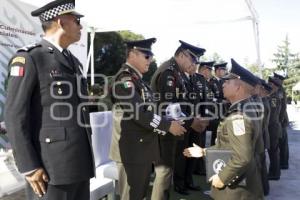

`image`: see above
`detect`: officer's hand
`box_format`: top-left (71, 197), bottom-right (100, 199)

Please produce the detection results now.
top-left (209, 174), bottom-right (225, 189)
top-left (169, 121), bottom-right (187, 136)
top-left (183, 143), bottom-right (205, 158)
top-left (191, 117), bottom-right (209, 133)
top-left (25, 168), bottom-right (48, 197)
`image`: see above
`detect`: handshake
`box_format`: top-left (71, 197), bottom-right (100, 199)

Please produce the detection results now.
top-left (165, 103), bottom-right (209, 136)
top-left (168, 117), bottom-right (209, 136)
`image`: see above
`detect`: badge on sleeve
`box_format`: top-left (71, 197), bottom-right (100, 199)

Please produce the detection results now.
top-left (12, 57), bottom-right (26, 65)
top-left (232, 118), bottom-right (245, 136)
top-left (167, 80), bottom-right (174, 87)
top-left (123, 81), bottom-right (133, 88)
top-left (10, 66), bottom-right (25, 77)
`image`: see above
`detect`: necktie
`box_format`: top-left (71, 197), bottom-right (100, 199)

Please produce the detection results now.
top-left (62, 49), bottom-right (76, 72)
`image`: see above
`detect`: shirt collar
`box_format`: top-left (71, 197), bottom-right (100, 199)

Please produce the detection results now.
top-left (43, 37), bottom-right (63, 52)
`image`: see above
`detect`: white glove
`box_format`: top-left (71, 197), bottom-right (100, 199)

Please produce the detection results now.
top-left (187, 143), bottom-right (204, 158)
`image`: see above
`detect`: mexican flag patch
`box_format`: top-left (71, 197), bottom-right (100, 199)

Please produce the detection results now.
top-left (10, 66), bottom-right (24, 77)
top-left (123, 81), bottom-right (133, 88)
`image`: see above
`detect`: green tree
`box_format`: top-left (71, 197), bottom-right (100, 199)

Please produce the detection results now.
top-left (271, 35), bottom-right (300, 100)
top-left (272, 35), bottom-right (300, 74)
top-left (119, 30), bottom-right (144, 41)
top-left (89, 31), bottom-right (126, 79)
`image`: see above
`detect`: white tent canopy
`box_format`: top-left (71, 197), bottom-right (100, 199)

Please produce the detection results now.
top-left (19, 0), bottom-right (262, 84)
top-left (76, 0), bottom-right (261, 83)
top-left (77, 0), bottom-right (252, 31)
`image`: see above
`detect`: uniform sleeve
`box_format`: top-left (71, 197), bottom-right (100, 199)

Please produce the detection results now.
top-left (218, 114), bottom-right (253, 186)
top-left (4, 52), bottom-right (42, 173)
top-left (113, 75), bottom-right (171, 135)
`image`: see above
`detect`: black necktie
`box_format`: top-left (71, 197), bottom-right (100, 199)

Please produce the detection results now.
top-left (62, 49), bottom-right (76, 71)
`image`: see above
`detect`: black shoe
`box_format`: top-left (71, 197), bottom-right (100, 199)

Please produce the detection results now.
top-left (174, 185), bottom-right (189, 195)
top-left (185, 183), bottom-right (201, 191)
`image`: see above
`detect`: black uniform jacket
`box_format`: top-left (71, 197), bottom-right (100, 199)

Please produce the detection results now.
top-left (109, 64), bottom-right (171, 164)
top-left (5, 39), bottom-right (94, 185)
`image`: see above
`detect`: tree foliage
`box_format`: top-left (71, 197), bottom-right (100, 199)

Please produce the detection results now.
top-left (271, 35), bottom-right (300, 100)
top-left (271, 35), bottom-right (300, 74)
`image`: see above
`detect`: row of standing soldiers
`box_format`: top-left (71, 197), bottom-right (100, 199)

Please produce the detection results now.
top-left (150, 46), bottom-right (289, 197)
top-left (110, 38), bottom-right (289, 200)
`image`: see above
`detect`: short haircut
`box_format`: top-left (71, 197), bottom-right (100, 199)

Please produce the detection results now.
top-left (41, 20), bottom-right (54, 31)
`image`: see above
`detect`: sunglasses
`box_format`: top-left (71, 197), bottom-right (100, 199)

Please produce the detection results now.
top-left (183, 51), bottom-right (197, 64)
top-left (135, 50), bottom-right (152, 60)
top-left (75, 17), bottom-right (81, 25)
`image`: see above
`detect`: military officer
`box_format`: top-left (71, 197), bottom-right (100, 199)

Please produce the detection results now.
top-left (109, 38), bottom-right (186, 200)
top-left (260, 80), bottom-right (273, 195)
top-left (182, 60), bottom-right (206, 192)
top-left (151, 40), bottom-right (207, 198)
top-left (273, 72), bottom-right (289, 169)
top-left (184, 59), bottom-right (264, 200)
top-left (267, 76), bottom-right (282, 180)
top-left (214, 62), bottom-right (230, 119)
top-left (5, 1), bottom-right (94, 199)
top-left (252, 78), bottom-right (272, 196)
top-left (199, 61), bottom-right (221, 146)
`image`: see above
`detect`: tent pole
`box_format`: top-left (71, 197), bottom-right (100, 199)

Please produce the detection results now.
top-left (90, 27), bottom-right (95, 86)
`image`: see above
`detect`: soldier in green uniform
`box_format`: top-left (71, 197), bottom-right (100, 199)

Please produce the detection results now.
top-left (150, 40), bottom-right (207, 198)
top-left (109, 38), bottom-right (187, 200)
top-left (184, 59), bottom-right (264, 200)
top-left (267, 76), bottom-right (282, 180)
top-left (273, 72), bottom-right (289, 169)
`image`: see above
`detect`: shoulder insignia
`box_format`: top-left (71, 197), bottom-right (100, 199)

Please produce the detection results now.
top-left (10, 66), bottom-right (25, 77)
top-left (17, 43), bottom-right (41, 52)
top-left (11, 56), bottom-right (26, 65)
top-left (231, 114), bottom-right (245, 136)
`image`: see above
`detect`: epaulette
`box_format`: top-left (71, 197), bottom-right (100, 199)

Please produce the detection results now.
top-left (17, 43), bottom-right (41, 52)
top-left (115, 67), bottom-right (132, 81)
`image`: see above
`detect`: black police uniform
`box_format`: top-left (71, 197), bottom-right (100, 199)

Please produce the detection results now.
top-left (5, 1), bottom-right (93, 199)
top-left (5, 39), bottom-right (94, 199)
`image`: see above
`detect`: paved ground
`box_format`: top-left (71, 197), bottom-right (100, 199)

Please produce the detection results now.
top-left (1, 105), bottom-right (300, 200)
